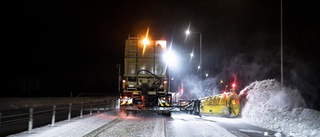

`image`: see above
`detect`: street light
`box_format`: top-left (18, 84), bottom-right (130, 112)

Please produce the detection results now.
top-left (185, 29), bottom-right (202, 78)
top-left (190, 47), bottom-right (194, 62)
top-left (163, 48), bottom-right (180, 93)
top-left (205, 69), bottom-right (208, 77)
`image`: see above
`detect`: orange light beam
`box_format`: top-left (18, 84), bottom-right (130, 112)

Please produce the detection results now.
top-left (142, 27), bottom-right (150, 56)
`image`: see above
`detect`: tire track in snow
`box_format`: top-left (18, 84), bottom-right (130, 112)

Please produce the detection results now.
top-left (83, 118), bottom-right (123, 137)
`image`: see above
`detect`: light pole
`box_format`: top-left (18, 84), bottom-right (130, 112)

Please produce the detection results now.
top-left (280, 0), bottom-right (283, 85)
top-left (185, 30), bottom-right (202, 78)
top-left (116, 64), bottom-right (121, 94)
top-left (186, 29), bottom-right (203, 99)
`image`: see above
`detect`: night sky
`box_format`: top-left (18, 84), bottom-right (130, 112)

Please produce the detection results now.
top-left (2, 1), bottom-right (319, 109)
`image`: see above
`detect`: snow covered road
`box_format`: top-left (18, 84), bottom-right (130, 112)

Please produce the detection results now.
top-left (9, 109), bottom-right (279, 137)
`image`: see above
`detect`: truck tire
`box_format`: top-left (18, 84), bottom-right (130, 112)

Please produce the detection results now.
top-left (163, 112), bottom-right (171, 117)
top-left (199, 103), bottom-right (202, 117)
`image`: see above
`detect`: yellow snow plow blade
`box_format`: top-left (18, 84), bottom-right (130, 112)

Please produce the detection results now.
top-left (200, 91), bottom-right (240, 117)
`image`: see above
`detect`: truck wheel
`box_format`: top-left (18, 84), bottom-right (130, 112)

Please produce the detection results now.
top-left (199, 103), bottom-right (203, 117)
top-left (162, 112), bottom-right (171, 117)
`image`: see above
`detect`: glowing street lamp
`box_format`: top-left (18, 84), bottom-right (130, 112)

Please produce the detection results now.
top-left (189, 47), bottom-right (194, 62)
top-left (190, 52), bottom-right (194, 57)
top-left (163, 50), bottom-right (178, 68)
top-left (185, 28), bottom-right (203, 97)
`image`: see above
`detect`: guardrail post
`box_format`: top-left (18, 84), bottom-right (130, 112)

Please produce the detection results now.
top-left (97, 103), bottom-right (100, 113)
top-left (28, 108), bottom-right (33, 134)
top-left (90, 102), bottom-right (92, 115)
top-left (115, 99), bottom-right (120, 108)
top-left (80, 102), bottom-right (83, 118)
top-left (51, 105), bottom-right (56, 126)
top-left (104, 100), bottom-right (106, 111)
top-left (0, 113), bottom-right (2, 131)
top-left (68, 103), bottom-right (72, 121)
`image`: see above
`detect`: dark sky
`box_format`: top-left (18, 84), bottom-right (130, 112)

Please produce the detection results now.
top-left (2, 0), bottom-right (320, 109)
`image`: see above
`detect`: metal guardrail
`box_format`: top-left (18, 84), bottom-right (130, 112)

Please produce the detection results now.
top-left (0, 99), bottom-right (120, 136)
top-left (76, 93), bottom-right (116, 97)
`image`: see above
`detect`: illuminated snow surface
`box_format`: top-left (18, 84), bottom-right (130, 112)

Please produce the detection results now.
top-left (5, 79), bottom-right (320, 137)
top-left (239, 79), bottom-right (320, 137)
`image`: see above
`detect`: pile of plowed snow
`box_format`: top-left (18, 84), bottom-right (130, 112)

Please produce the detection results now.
top-left (239, 79), bottom-right (320, 136)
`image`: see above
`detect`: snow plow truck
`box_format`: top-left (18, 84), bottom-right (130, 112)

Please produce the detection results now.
top-left (120, 34), bottom-right (174, 116)
top-left (120, 33), bottom-right (240, 117)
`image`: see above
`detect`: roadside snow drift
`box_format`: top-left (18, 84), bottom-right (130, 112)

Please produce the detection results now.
top-left (239, 79), bottom-right (320, 136)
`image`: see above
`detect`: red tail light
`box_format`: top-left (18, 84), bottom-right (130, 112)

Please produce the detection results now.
top-left (232, 83), bottom-right (236, 89)
top-left (235, 100), bottom-right (240, 104)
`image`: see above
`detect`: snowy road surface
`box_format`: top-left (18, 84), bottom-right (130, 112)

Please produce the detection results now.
top-left (4, 80), bottom-right (320, 137)
top-left (9, 109), bottom-right (278, 137)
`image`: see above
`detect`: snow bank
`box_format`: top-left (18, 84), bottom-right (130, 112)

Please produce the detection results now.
top-left (239, 79), bottom-right (320, 137)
